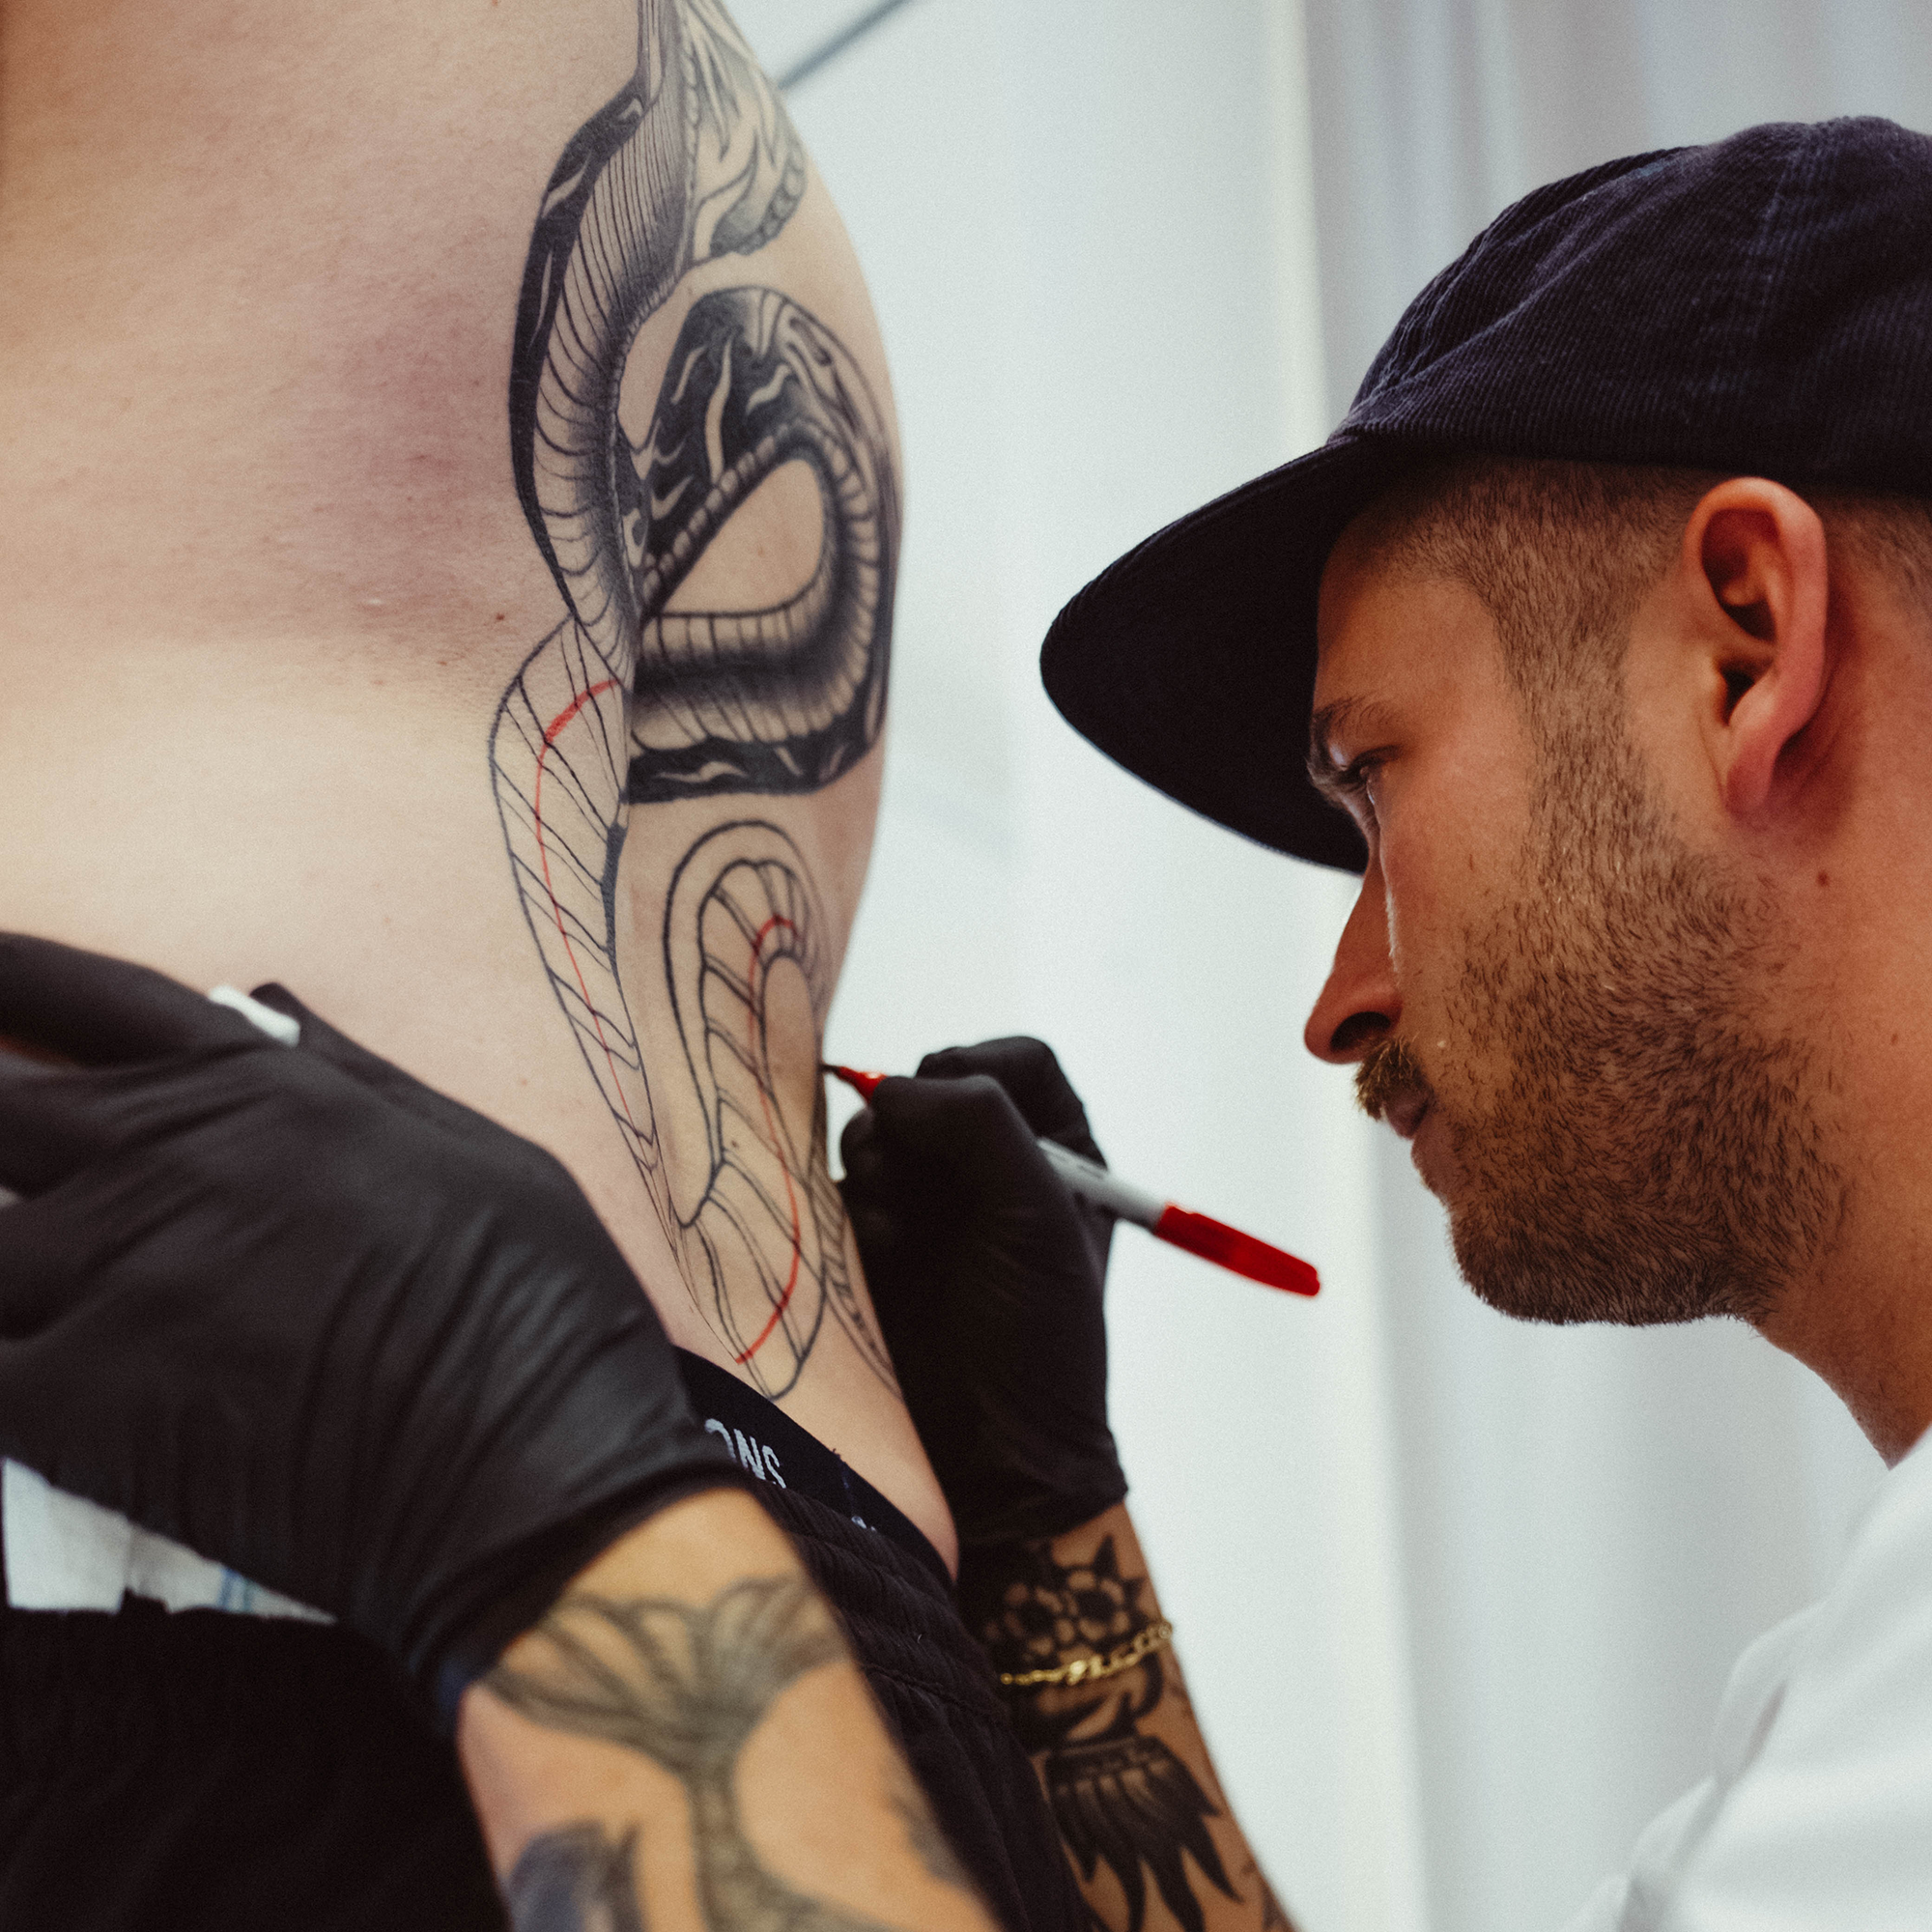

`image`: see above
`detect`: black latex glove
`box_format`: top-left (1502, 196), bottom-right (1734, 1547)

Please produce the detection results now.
top-left (838, 1037), bottom-right (1125, 1549)
top-left (0, 934), bottom-right (745, 1723)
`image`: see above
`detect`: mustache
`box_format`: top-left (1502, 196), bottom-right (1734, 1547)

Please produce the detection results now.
top-left (1354, 1037), bottom-right (1432, 1122)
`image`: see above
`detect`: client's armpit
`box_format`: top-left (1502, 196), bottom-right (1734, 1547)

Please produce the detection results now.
top-left (486, 0), bottom-right (898, 1399)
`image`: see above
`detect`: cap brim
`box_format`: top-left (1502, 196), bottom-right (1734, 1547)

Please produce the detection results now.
top-left (1040, 433), bottom-right (1425, 874)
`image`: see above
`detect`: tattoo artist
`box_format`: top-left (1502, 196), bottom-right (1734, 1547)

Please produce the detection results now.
top-left (0, 937), bottom-right (1285, 1932)
top-left (1035, 118), bottom-right (1932, 1930)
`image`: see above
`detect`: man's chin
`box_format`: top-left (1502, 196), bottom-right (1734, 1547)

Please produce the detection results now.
top-left (1437, 1156), bottom-right (1634, 1323)
top-left (1445, 1198), bottom-right (1776, 1328)
top-left (1406, 1104), bottom-right (1464, 1204)
top-left (1448, 1220), bottom-right (1617, 1324)
top-left (1424, 1117), bottom-right (1656, 1321)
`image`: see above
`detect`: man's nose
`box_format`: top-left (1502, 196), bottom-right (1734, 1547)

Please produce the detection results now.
top-left (1304, 867), bottom-right (1401, 1064)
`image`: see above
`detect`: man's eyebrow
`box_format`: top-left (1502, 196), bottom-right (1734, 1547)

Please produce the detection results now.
top-left (1305, 697), bottom-right (1395, 796)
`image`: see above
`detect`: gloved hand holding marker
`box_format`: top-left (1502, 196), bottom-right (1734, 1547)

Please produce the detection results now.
top-left (826, 1063), bottom-right (1319, 1296)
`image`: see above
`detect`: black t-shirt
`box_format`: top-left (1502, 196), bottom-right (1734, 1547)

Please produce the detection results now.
top-left (0, 1364), bottom-right (1083, 1932)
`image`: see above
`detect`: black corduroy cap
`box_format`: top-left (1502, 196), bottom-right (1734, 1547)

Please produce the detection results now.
top-left (1039, 116), bottom-right (1932, 874)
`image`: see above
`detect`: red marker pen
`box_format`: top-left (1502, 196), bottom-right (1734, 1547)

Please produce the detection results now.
top-left (825, 1064), bottom-right (1320, 1297)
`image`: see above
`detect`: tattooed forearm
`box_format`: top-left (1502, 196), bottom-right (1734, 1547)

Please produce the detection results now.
top-left (974, 1538), bottom-right (1234, 1932)
top-left (967, 1529), bottom-right (1295, 1932)
top-left (485, 1576), bottom-right (968, 1932)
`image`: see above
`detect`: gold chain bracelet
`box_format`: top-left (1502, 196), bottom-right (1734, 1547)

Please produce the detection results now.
top-left (996, 1618), bottom-right (1175, 1690)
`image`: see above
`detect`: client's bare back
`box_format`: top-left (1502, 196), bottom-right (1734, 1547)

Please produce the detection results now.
top-left (491, 0), bottom-right (896, 1403)
top-left (0, 0), bottom-right (945, 1557)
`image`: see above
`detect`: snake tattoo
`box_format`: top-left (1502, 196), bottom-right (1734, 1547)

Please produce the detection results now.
top-left (489, 0), bottom-right (897, 1398)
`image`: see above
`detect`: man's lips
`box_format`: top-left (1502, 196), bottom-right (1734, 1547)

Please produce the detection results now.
top-left (1384, 1091), bottom-right (1431, 1141)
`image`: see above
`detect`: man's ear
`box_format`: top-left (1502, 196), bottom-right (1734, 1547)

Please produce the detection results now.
top-left (1679, 477), bottom-right (1830, 819)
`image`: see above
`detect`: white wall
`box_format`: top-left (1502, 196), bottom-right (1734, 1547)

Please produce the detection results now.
top-left (736, 6), bottom-right (1913, 1930)
top-left (732, 3), bottom-right (1429, 1927)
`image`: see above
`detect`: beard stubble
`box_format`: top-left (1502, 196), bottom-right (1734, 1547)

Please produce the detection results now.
top-left (1363, 704), bottom-right (1843, 1328)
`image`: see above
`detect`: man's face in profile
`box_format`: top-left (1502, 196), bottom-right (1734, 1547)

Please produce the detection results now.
top-left (1303, 520), bottom-right (1841, 1329)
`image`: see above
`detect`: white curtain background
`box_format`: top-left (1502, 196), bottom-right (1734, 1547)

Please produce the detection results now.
top-left (1302, 8), bottom-right (1928, 1931)
top-left (728, 6), bottom-right (1925, 1929)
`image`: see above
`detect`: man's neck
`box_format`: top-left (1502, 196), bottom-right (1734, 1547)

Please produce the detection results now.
top-left (1749, 647), bottom-right (1932, 1466)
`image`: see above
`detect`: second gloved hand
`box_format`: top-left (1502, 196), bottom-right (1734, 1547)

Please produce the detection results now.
top-left (0, 935), bottom-right (746, 1723)
top-left (838, 1037), bottom-right (1126, 1549)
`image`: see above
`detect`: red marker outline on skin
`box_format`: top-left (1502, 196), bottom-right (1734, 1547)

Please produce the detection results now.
top-left (824, 1064), bottom-right (1320, 1297)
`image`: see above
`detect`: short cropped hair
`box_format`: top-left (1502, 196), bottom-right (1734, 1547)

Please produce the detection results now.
top-left (1348, 455), bottom-right (1932, 710)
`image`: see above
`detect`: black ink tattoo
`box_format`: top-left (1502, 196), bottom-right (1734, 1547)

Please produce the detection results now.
top-left (664, 822), bottom-right (895, 1379)
top-left (975, 1539), bottom-right (1240, 1932)
top-left (490, 0), bottom-right (898, 1397)
top-left (488, 1577), bottom-right (958, 1932)
top-left (623, 289), bottom-right (894, 807)
top-left (505, 1822), bottom-right (646, 1932)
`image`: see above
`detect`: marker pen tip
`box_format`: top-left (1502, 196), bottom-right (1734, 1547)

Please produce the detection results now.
top-left (823, 1063), bottom-right (887, 1099)
top-left (824, 1060), bottom-right (1320, 1296)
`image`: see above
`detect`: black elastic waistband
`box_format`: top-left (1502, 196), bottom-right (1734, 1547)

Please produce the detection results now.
top-left (673, 1350), bottom-right (950, 1585)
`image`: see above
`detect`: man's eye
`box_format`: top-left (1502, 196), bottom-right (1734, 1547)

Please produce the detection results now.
top-left (1336, 754), bottom-right (1384, 809)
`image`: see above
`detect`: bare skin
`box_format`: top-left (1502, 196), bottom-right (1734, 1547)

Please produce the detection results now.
top-left (0, 0), bottom-right (951, 1563)
top-left (1303, 476), bottom-right (1932, 1463)
top-left (459, 1492), bottom-right (996, 1932)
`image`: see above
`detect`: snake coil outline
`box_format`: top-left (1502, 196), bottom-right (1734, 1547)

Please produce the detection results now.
top-left (490, 0), bottom-right (896, 1396)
